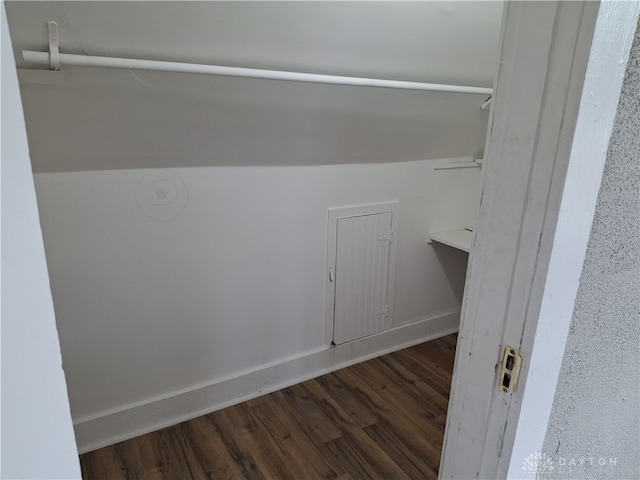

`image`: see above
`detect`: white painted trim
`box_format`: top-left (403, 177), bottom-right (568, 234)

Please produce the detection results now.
top-left (1, 8), bottom-right (5, 472)
top-left (74, 310), bottom-right (458, 454)
top-left (327, 201), bottom-right (399, 220)
top-left (440, 1), bottom-right (612, 478)
top-left (507, 2), bottom-right (640, 477)
top-left (324, 201), bottom-right (399, 345)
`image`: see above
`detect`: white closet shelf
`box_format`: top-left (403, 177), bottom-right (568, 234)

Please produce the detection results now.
top-left (427, 229), bottom-right (473, 253)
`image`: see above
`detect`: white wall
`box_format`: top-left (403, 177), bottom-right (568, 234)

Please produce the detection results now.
top-left (5, 1), bottom-right (497, 452)
top-left (34, 159), bottom-right (480, 450)
top-left (0, 4), bottom-right (80, 478)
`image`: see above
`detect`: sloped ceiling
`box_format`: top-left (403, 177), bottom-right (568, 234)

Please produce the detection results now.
top-left (6, 1), bottom-right (504, 172)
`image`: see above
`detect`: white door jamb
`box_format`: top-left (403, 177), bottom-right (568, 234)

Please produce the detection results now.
top-left (439, 1), bottom-right (639, 478)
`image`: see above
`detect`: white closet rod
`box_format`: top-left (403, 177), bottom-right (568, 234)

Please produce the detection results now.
top-left (22, 50), bottom-right (493, 95)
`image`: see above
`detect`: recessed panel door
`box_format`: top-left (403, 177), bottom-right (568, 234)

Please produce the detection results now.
top-left (333, 212), bottom-right (393, 345)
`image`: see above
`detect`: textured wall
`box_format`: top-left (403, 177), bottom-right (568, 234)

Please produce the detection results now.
top-left (540, 20), bottom-right (640, 480)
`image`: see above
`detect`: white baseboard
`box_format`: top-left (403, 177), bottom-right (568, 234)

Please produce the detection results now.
top-left (74, 310), bottom-right (459, 454)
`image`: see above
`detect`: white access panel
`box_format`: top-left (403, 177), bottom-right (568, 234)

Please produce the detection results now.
top-left (326, 202), bottom-right (398, 345)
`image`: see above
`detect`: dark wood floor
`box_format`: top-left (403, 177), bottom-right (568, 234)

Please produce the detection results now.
top-left (80, 334), bottom-right (457, 480)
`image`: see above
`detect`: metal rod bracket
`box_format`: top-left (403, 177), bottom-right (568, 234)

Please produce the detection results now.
top-left (47, 21), bottom-right (60, 70)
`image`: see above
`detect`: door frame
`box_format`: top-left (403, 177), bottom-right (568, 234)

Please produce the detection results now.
top-left (325, 201), bottom-right (399, 345)
top-left (440, 1), bottom-right (640, 478)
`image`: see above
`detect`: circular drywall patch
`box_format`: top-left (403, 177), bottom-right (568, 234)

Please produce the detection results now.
top-left (136, 170), bottom-right (188, 222)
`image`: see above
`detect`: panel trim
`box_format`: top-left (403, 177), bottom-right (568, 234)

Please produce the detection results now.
top-left (333, 212), bottom-right (392, 344)
top-left (325, 201), bottom-right (399, 345)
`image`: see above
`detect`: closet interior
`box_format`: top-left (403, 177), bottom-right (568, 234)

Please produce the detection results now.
top-left (6, 0), bottom-right (503, 458)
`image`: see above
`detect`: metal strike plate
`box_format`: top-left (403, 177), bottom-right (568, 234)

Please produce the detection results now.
top-left (499, 346), bottom-right (522, 393)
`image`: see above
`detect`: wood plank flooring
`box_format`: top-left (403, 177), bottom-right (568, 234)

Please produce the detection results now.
top-left (80, 334), bottom-right (457, 480)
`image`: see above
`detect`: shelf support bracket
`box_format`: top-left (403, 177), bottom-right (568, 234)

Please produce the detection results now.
top-left (480, 96), bottom-right (493, 110)
top-left (47, 21), bottom-right (60, 71)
